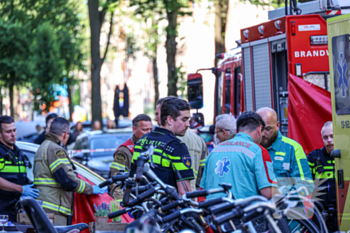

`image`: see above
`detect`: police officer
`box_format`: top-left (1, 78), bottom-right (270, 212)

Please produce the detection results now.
top-left (155, 97), bottom-right (208, 193)
top-left (308, 121), bottom-right (338, 232)
top-left (34, 117), bottom-right (105, 224)
top-left (0, 116), bottom-right (40, 222)
top-left (200, 111), bottom-right (279, 200)
top-left (132, 97), bottom-right (194, 196)
top-left (109, 114), bottom-right (153, 199)
top-left (257, 107), bottom-right (314, 195)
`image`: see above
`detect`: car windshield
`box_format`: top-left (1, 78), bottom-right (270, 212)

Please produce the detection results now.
top-left (90, 134), bottom-right (131, 156)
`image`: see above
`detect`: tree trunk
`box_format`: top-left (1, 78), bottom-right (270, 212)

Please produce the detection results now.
top-left (88, 0), bottom-right (103, 126)
top-left (9, 82), bottom-right (14, 118)
top-left (165, 9), bottom-right (178, 96)
top-left (214, 0), bottom-right (229, 65)
top-left (0, 87), bottom-right (2, 116)
top-left (67, 84), bottom-right (73, 122)
top-left (152, 57), bottom-right (159, 108)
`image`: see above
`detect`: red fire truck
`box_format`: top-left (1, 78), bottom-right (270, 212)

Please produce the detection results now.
top-left (188, 0), bottom-right (349, 150)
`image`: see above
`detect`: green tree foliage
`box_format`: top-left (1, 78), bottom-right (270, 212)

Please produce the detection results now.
top-left (0, 0), bottom-right (86, 118)
top-left (126, 1), bottom-right (163, 106)
top-left (240, 0), bottom-right (314, 8)
top-left (130, 0), bottom-right (192, 97)
top-left (0, 19), bottom-right (34, 116)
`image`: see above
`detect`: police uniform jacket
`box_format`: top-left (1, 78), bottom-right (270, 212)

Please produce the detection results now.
top-left (131, 127), bottom-right (194, 189)
top-left (0, 141), bottom-right (29, 219)
top-left (33, 133), bottom-right (93, 217)
top-left (308, 147), bottom-right (336, 206)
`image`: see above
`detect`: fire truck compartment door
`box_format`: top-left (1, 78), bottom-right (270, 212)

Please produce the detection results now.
top-left (327, 14), bottom-right (350, 231)
top-left (242, 40), bottom-right (272, 111)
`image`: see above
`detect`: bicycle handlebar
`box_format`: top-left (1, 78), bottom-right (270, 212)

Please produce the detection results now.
top-left (98, 173), bottom-right (130, 188)
top-left (128, 186), bottom-right (157, 207)
top-left (197, 197), bottom-right (224, 209)
top-left (108, 208), bottom-right (129, 219)
top-left (161, 200), bottom-right (184, 212)
top-left (161, 208), bottom-right (203, 223)
top-left (213, 207), bottom-right (244, 225)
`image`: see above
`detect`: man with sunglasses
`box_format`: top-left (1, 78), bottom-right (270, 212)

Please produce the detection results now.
top-left (215, 114), bottom-right (237, 143)
top-left (34, 117), bottom-right (105, 224)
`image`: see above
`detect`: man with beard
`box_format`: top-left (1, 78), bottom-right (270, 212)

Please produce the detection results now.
top-left (308, 121), bottom-right (338, 232)
top-left (256, 107), bottom-right (314, 196)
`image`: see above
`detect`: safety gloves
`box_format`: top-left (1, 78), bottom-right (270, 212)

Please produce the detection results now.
top-left (22, 184), bottom-right (40, 198)
top-left (92, 185), bottom-right (106, 194)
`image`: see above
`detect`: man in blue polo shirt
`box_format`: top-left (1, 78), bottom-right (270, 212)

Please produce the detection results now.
top-left (200, 111), bottom-right (278, 200)
top-left (257, 107), bottom-right (314, 196)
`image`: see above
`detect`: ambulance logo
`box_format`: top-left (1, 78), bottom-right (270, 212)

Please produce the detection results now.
top-left (337, 53), bottom-right (348, 97)
top-left (215, 157), bottom-right (230, 177)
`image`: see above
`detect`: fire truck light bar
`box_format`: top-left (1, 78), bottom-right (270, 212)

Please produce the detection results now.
top-left (310, 35), bottom-right (328, 45)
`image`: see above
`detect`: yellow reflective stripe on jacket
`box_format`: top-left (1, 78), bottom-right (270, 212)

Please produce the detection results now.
top-left (49, 158), bottom-right (70, 171)
top-left (132, 152), bottom-right (141, 163)
top-left (163, 153), bottom-right (180, 160)
top-left (315, 171), bottom-right (334, 179)
top-left (200, 159), bottom-right (206, 166)
top-left (275, 151), bottom-right (286, 156)
top-left (281, 136), bottom-right (308, 181)
top-left (59, 206), bottom-right (72, 215)
top-left (4, 160), bottom-right (24, 165)
top-left (155, 148), bottom-right (181, 160)
top-left (42, 201), bottom-right (59, 212)
top-left (172, 162), bottom-right (190, 171)
top-left (194, 169), bottom-right (198, 178)
top-left (34, 178), bottom-right (59, 185)
top-left (134, 145), bottom-right (143, 150)
top-left (1, 165), bottom-right (26, 173)
top-left (41, 201), bottom-right (72, 215)
top-left (77, 181), bottom-right (86, 194)
top-left (308, 162), bottom-right (315, 167)
top-left (111, 162), bottom-right (125, 170)
top-left (327, 160), bottom-right (335, 164)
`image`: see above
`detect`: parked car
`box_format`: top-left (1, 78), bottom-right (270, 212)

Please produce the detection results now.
top-left (70, 119), bottom-right (133, 133)
top-left (72, 129), bottom-right (133, 178)
top-left (17, 141), bottom-right (105, 185)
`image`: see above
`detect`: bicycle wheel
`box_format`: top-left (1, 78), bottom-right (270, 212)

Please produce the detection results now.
top-left (285, 209), bottom-right (320, 233)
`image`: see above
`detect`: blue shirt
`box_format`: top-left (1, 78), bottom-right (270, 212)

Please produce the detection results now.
top-left (200, 133), bottom-right (278, 199)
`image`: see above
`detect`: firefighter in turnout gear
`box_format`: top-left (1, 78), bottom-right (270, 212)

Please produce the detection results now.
top-left (308, 121), bottom-right (338, 232)
top-left (34, 117), bottom-right (105, 224)
top-left (109, 114), bottom-right (152, 199)
top-left (0, 116), bottom-right (40, 222)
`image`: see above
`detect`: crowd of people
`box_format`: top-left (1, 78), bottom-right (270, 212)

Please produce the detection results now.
top-left (0, 96), bottom-right (337, 232)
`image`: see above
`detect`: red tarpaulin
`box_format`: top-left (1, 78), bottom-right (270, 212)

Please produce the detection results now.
top-left (288, 73), bottom-right (332, 155)
top-left (72, 174), bottom-right (133, 233)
